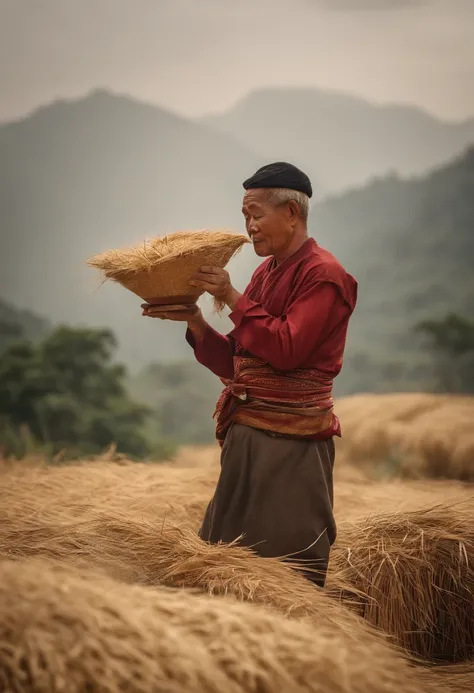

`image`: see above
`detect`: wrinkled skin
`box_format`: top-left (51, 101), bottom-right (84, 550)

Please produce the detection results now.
top-left (241, 188), bottom-right (307, 260)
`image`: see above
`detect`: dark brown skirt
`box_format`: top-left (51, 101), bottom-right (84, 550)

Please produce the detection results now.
top-left (199, 423), bottom-right (336, 587)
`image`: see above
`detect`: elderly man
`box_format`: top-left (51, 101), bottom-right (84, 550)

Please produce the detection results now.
top-left (143, 162), bottom-right (357, 587)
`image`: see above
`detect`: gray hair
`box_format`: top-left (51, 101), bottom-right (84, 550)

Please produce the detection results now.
top-left (267, 188), bottom-right (309, 221)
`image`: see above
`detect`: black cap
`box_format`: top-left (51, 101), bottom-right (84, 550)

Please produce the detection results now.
top-left (243, 161), bottom-right (312, 199)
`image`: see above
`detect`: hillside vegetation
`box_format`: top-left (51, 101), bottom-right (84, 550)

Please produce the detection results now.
top-left (313, 148), bottom-right (474, 393)
top-left (0, 297), bottom-right (50, 352)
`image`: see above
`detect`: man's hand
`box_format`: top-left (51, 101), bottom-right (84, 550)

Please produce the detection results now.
top-left (190, 267), bottom-right (241, 310)
top-left (141, 303), bottom-right (201, 322)
top-left (142, 302), bottom-right (209, 341)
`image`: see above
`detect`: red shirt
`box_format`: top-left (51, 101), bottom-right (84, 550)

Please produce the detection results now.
top-left (186, 238), bottom-right (358, 438)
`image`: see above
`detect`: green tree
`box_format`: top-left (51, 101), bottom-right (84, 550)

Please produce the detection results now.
top-left (0, 326), bottom-right (171, 460)
top-left (0, 317), bottom-right (24, 347)
top-left (0, 298), bottom-right (50, 354)
top-left (415, 313), bottom-right (474, 393)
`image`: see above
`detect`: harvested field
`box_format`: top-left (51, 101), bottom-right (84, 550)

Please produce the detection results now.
top-left (417, 664), bottom-right (474, 693)
top-left (0, 457), bottom-right (216, 528)
top-left (1, 453), bottom-right (471, 531)
top-left (328, 504), bottom-right (474, 661)
top-left (333, 475), bottom-right (473, 523)
top-left (335, 393), bottom-right (474, 480)
top-left (0, 503), bottom-right (389, 645)
top-left (0, 393), bottom-right (473, 691)
top-left (0, 557), bottom-right (425, 693)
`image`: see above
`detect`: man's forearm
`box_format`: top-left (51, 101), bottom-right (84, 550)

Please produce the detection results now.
top-left (186, 311), bottom-right (210, 342)
top-left (185, 310), bottom-right (235, 380)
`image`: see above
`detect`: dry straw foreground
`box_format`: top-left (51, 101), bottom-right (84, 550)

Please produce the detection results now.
top-left (418, 663), bottom-right (474, 693)
top-left (328, 503), bottom-right (474, 662)
top-left (0, 501), bottom-right (378, 643)
top-left (0, 457), bottom-right (217, 529)
top-left (0, 557), bottom-right (426, 693)
top-left (87, 229), bottom-right (249, 304)
top-left (1, 460), bottom-right (474, 667)
top-left (1, 393), bottom-right (474, 691)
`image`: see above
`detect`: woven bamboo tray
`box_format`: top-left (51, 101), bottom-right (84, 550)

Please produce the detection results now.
top-left (87, 230), bottom-right (249, 305)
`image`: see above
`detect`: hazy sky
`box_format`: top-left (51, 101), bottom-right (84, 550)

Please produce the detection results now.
top-left (1, 0), bottom-right (473, 123)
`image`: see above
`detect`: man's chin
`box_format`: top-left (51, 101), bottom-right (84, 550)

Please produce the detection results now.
top-left (252, 243), bottom-right (270, 257)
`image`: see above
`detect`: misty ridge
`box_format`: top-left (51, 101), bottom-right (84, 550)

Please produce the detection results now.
top-left (202, 87), bottom-right (474, 194)
top-left (1, 85), bottom-right (473, 401)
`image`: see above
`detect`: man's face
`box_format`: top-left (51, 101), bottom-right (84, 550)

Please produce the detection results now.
top-left (241, 189), bottom-right (293, 257)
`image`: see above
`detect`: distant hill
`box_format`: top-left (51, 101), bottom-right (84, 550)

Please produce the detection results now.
top-left (0, 89), bottom-right (263, 366)
top-left (203, 88), bottom-right (474, 193)
top-left (311, 147), bottom-right (474, 393)
top-left (1, 88), bottom-right (473, 397)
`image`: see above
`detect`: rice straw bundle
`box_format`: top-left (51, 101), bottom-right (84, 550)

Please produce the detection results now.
top-left (417, 664), bottom-right (474, 693)
top-left (87, 229), bottom-right (249, 306)
top-left (327, 503), bottom-right (474, 662)
top-left (0, 557), bottom-right (425, 693)
top-left (0, 504), bottom-right (372, 640)
top-left (0, 458), bottom-right (216, 529)
top-left (334, 393), bottom-right (474, 481)
top-left (334, 476), bottom-right (473, 524)
top-left (386, 397), bottom-right (474, 481)
top-left (0, 474), bottom-right (408, 654)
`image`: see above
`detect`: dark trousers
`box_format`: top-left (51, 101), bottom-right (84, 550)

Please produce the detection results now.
top-left (199, 424), bottom-right (336, 587)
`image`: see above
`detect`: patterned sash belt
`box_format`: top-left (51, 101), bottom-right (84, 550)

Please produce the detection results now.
top-left (213, 356), bottom-right (335, 446)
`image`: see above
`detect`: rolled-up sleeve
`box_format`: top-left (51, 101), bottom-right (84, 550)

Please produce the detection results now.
top-left (186, 325), bottom-right (234, 380)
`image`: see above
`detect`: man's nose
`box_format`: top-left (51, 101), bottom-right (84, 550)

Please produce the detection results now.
top-left (248, 222), bottom-right (258, 236)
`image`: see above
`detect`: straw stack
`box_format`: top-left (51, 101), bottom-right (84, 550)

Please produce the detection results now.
top-left (87, 229), bottom-right (249, 305)
top-left (0, 557), bottom-right (425, 693)
top-left (327, 504), bottom-right (474, 662)
top-left (417, 664), bottom-right (474, 693)
top-left (0, 500), bottom-right (368, 636)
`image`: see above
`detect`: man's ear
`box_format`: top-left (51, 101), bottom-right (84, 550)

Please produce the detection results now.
top-left (287, 200), bottom-right (300, 227)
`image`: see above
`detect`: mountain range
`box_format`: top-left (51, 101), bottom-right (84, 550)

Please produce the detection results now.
top-left (1, 87), bottom-right (473, 393)
top-left (203, 87), bottom-right (474, 194)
